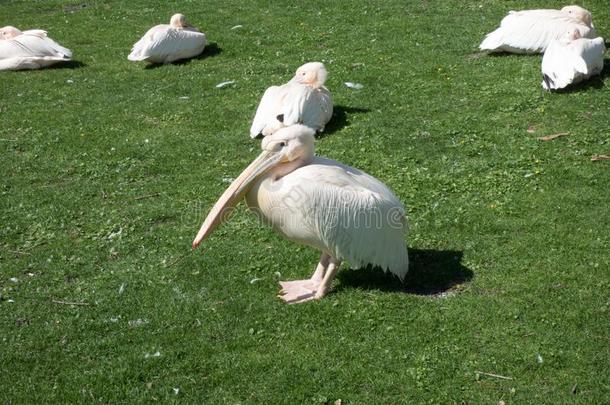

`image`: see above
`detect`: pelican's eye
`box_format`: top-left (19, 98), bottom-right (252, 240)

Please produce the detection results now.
top-left (269, 140), bottom-right (287, 152)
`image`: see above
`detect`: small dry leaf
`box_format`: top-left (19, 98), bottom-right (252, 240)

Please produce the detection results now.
top-left (526, 124), bottom-right (536, 133)
top-left (344, 82), bottom-right (364, 89)
top-left (538, 132), bottom-right (569, 141)
top-left (591, 154), bottom-right (609, 161)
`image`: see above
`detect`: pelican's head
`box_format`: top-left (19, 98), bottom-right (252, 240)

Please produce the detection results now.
top-left (561, 5), bottom-right (593, 26)
top-left (0, 26), bottom-right (22, 40)
top-left (192, 125), bottom-right (315, 249)
top-left (294, 62), bottom-right (328, 88)
top-left (261, 124), bottom-right (315, 164)
top-left (170, 13), bottom-right (190, 28)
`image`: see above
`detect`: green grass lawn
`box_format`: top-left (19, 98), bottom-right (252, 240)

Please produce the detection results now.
top-left (1, 0), bottom-right (609, 402)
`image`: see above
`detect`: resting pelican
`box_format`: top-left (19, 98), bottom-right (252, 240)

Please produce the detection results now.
top-left (541, 29), bottom-right (606, 90)
top-left (0, 27), bottom-right (72, 71)
top-left (193, 125), bottom-right (408, 304)
top-left (0, 26), bottom-right (22, 40)
top-left (479, 5), bottom-right (596, 54)
top-left (128, 13), bottom-right (206, 64)
top-left (250, 62), bottom-right (333, 138)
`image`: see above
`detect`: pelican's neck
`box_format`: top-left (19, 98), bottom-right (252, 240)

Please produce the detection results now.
top-left (291, 77), bottom-right (324, 89)
top-left (270, 155), bottom-right (313, 180)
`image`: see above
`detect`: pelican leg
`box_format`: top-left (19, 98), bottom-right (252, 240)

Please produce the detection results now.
top-left (279, 253), bottom-right (329, 289)
top-left (314, 257), bottom-right (341, 299)
top-left (279, 255), bottom-right (341, 304)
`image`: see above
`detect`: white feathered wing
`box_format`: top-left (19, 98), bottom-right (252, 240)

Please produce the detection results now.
top-left (480, 10), bottom-right (596, 54)
top-left (542, 37), bottom-right (606, 90)
top-left (128, 26), bottom-right (206, 64)
top-left (0, 30), bottom-right (71, 70)
top-left (250, 83), bottom-right (333, 138)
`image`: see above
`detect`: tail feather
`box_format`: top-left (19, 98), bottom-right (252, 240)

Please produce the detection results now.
top-left (479, 30), bottom-right (503, 51)
top-left (55, 44), bottom-right (72, 59)
top-left (542, 74), bottom-right (555, 90)
top-left (127, 39), bottom-right (148, 61)
top-left (127, 51), bottom-right (148, 61)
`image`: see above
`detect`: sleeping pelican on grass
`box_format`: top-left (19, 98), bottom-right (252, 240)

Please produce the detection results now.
top-left (0, 26), bottom-right (22, 40)
top-left (128, 13), bottom-right (206, 64)
top-left (479, 5), bottom-right (596, 54)
top-left (541, 29), bottom-right (606, 90)
top-left (0, 26), bottom-right (72, 71)
top-left (193, 124), bottom-right (408, 304)
top-left (250, 62), bottom-right (333, 138)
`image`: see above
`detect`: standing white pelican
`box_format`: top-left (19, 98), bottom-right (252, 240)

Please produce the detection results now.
top-left (0, 26), bottom-right (72, 71)
top-left (250, 62), bottom-right (333, 138)
top-left (193, 125), bottom-right (408, 304)
top-left (541, 30), bottom-right (606, 90)
top-left (128, 13), bottom-right (206, 64)
top-left (479, 5), bottom-right (596, 54)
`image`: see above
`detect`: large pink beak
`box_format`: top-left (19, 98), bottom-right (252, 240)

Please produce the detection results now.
top-left (192, 150), bottom-right (282, 249)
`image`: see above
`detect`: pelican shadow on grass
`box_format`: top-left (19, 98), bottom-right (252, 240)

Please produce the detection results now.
top-left (318, 105), bottom-right (371, 138)
top-left (336, 249), bottom-right (472, 296)
top-left (45, 60), bottom-right (86, 70)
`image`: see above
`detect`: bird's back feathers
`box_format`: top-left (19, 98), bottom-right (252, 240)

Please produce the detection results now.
top-left (480, 9), bottom-right (596, 54)
top-left (128, 25), bottom-right (206, 63)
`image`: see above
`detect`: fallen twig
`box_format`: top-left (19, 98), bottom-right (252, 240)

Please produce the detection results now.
top-left (591, 154), bottom-right (609, 161)
top-left (11, 240), bottom-right (47, 255)
top-left (165, 253), bottom-right (188, 268)
top-left (0, 138), bottom-right (18, 142)
top-left (475, 371), bottom-right (513, 380)
top-left (134, 193), bottom-right (161, 200)
top-left (9, 249), bottom-right (30, 256)
top-left (537, 132), bottom-right (570, 141)
top-left (52, 299), bottom-right (91, 306)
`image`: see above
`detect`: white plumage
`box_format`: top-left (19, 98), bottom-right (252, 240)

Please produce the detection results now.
top-left (541, 30), bottom-right (606, 90)
top-left (247, 157), bottom-right (408, 279)
top-left (0, 27), bottom-right (72, 71)
top-left (250, 62), bottom-right (333, 138)
top-left (128, 13), bottom-right (206, 64)
top-left (480, 5), bottom-right (596, 54)
top-left (193, 125), bottom-right (408, 303)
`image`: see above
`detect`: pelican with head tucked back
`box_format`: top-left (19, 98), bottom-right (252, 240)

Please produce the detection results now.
top-left (479, 5), bottom-right (596, 54)
top-left (0, 26), bottom-right (72, 71)
top-left (250, 62), bottom-right (333, 139)
top-left (541, 29), bottom-right (606, 90)
top-left (128, 13), bottom-right (206, 64)
top-left (193, 125), bottom-right (408, 303)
